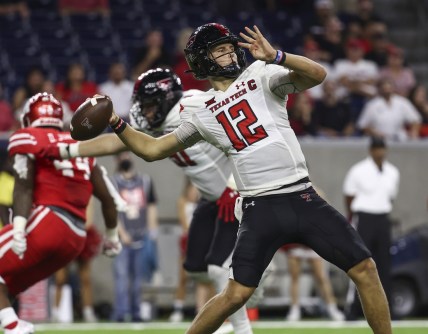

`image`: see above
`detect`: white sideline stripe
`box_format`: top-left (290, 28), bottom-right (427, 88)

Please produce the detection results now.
top-left (34, 320), bottom-right (428, 331)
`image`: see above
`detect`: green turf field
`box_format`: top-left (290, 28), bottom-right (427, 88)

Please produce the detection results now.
top-left (33, 320), bottom-right (428, 334)
top-left (33, 330), bottom-right (428, 334)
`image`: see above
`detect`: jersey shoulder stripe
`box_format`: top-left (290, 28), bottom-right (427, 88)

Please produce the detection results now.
top-left (8, 129), bottom-right (39, 156)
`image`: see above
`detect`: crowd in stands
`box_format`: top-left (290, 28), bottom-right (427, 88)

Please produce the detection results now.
top-left (0, 0), bottom-right (427, 140)
top-left (0, 0), bottom-right (426, 324)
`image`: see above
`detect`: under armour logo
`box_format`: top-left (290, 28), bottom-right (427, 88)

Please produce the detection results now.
top-left (245, 201), bottom-right (255, 209)
top-left (300, 193), bottom-right (312, 202)
top-left (235, 82), bottom-right (245, 90)
top-left (81, 117), bottom-right (93, 129)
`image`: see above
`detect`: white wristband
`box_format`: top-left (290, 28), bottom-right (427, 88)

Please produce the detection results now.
top-left (59, 143), bottom-right (80, 159)
top-left (68, 143), bottom-right (80, 158)
top-left (106, 227), bottom-right (119, 241)
top-left (13, 216), bottom-right (27, 232)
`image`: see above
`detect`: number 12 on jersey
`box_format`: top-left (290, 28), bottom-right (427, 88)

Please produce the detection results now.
top-left (216, 99), bottom-right (268, 151)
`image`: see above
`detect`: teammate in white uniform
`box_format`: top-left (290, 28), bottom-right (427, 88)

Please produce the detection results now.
top-left (105, 23), bottom-right (392, 334)
top-left (43, 69), bottom-right (254, 334)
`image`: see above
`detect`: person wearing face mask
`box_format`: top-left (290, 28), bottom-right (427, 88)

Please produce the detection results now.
top-left (111, 152), bottom-right (159, 322)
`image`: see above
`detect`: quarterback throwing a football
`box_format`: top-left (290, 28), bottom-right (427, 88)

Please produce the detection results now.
top-left (103, 23), bottom-right (392, 334)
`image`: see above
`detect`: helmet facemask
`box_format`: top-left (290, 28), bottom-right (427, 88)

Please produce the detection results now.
top-left (131, 68), bottom-right (183, 131)
top-left (139, 93), bottom-right (171, 129)
top-left (185, 23), bottom-right (246, 80)
top-left (206, 37), bottom-right (246, 79)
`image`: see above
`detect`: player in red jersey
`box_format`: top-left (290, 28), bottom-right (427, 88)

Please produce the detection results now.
top-left (0, 92), bottom-right (122, 334)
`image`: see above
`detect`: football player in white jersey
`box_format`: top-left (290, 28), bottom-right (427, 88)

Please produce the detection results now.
top-left (43, 68), bottom-right (255, 334)
top-left (104, 23), bottom-right (392, 334)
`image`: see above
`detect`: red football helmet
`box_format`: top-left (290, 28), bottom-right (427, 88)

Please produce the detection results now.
top-left (21, 92), bottom-right (64, 129)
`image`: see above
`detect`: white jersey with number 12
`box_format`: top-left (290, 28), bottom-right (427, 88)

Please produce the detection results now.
top-left (179, 61), bottom-right (310, 197)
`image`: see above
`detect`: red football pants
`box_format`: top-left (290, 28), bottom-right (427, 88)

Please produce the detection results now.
top-left (0, 206), bottom-right (86, 296)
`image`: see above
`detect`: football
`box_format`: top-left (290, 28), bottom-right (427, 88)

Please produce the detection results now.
top-left (70, 96), bottom-right (113, 141)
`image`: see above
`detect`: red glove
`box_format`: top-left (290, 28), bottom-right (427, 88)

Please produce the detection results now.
top-left (40, 143), bottom-right (71, 160)
top-left (216, 187), bottom-right (239, 223)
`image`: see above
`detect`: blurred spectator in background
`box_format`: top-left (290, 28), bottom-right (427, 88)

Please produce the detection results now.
top-left (409, 84), bottom-right (428, 137)
top-left (52, 198), bottom-right (102, 323)
top-left (348, 0), bottom-right (382, 28)
top-left (12, 66), bottom-right (46, 115)
top-left (289, 93), bottom-right (317, 137)
top-left (111, 152), bottom-right (158, 322)
top-left (0, 83), bottom-right (16, 132)
top-left (284, 245), bottom-right (345, 321)
top-left (55, 63), bottom-right (98, 112)
top-left (133, 30), bottom-right (172, 80)
top-left (0, 0), bottom-right (29, 18)
top-left (173, 28), bottom-right (210, 91)
top-left (364, 21), bottom-right (391, 67)
top-left (357, 78), bottom-right (421, 141)
top-left (334, 38), bottom-right (378, 121)
top-left (59, 0), bottom-right (110, 17)
top-left (314, 15), bottom-right (344, 64)
top-left (342, 19), bottom-right (365, 48)
top-left (42, 80), bottom-right (74, 130)
top-left (380, 47), bottom-right (416, 97)
top-left (99, 62), bottom-right (133, 121)
top-left (343, 136), bottom-right (399, 320)
top-left (0, 157), bottom-right (14, 226)
top-left (169, 178), bottom-right (215, 322)
top-left (313, 80), bottom-right (354, 137)
top-left (309, 0), bottom-right (336, 37)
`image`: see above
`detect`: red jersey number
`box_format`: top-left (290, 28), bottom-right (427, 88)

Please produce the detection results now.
top-left (216, 99), bottom-right (268, 151)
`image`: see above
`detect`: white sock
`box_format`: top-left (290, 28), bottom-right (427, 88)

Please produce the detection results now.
top-left (229, 306), bottom-right (253, 334)
top-left (173, 300), bottom-right (184, 311)
top-left (290, 304), bottom-right (300, 311)
top-left (208, 265), bottom-right (253, 334)
top-left (83, 306), bottom-right (96, 317)
top-left (0, 307), bottom-right (19, 329)
top-left (51, 307), bottom-right (59, 319)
